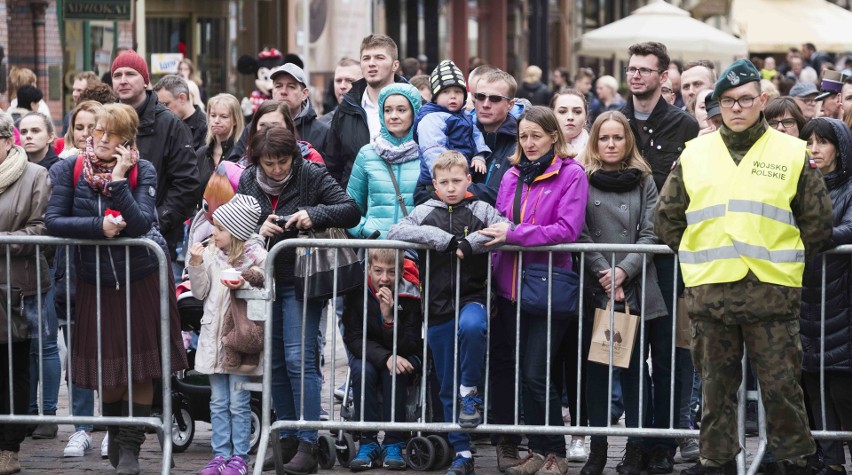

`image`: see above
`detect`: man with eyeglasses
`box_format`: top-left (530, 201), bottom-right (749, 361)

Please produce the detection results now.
top-left (615, 41), bottom-right (698, 475)
top-left (655, 59), bottom-right (831, 475)
top-left (789, 82), bottom-right (820, 121)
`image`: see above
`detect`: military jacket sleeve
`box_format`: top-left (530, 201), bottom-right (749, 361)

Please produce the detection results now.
top-left (653, 161), bottom-right (688, 252)
top-left (791, 155), bottom-right (833, 259)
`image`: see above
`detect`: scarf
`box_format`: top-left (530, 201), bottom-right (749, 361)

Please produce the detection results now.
top-left (214, 235), bottom-right (266, 271)
top-left (256, 165), bottom-right (293, 197)
top-left (589, 168), bottom-right (643, 192)
top-left (82, 136), bottom-right (139, 197)
top-left (0, 146), bottom-right (28, 194)
top-left (516, 148), bottom-right (555, 185)
top-left (373, 135), bottom-right (420, 165)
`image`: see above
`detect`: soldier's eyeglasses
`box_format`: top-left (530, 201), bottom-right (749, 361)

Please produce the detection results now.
top-left (719, 96), bottom-right (757, 109)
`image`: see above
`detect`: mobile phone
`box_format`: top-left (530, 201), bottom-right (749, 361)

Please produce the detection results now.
top-left (121, 140), bottom-right (130, 148)
top-left (200, 238), bottom-right (210, 247)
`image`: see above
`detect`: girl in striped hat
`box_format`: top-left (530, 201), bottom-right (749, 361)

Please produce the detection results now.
top-left (186, 193), bottom-right (268, 475)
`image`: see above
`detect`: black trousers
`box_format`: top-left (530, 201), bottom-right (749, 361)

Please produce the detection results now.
top-left (0, 339), bottom-right (31, 452)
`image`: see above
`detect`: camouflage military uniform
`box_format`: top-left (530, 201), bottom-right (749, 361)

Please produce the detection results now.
top-left (654, 118), bottom-right (833, 466)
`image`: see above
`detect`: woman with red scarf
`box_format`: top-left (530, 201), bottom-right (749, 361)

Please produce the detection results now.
top-left (45, 103), bottom-right (187, 475)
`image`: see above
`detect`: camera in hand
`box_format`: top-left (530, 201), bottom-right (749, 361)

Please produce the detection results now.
top-left (275, 215), bottom-right (293, 228)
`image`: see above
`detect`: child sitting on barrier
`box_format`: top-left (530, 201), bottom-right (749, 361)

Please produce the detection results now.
top-left (342, 248), bottom-right (423, 472)
top-left (187, 194), bottom-right (268, 475)
top-left (388, 151), bottom-right (510, 475)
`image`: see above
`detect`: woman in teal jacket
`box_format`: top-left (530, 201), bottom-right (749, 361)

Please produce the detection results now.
top-left (347, 83), bottom-right (422, 238)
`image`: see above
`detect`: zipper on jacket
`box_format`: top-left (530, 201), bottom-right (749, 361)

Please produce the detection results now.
top-left (99, 195), bottom-right (121, 290)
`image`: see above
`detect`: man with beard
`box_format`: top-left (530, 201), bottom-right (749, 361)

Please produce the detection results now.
top-left (619, 41), bottom-right (698, 475)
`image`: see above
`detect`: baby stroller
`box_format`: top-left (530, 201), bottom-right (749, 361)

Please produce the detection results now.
top-left (169, 281), bottom-right (269, 454)
top-left (319, 353), bottom-right (453, 472)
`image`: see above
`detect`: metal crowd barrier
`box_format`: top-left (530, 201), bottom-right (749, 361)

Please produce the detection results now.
top-left (251, 239), bottom-right (852, 475)
top-left (0, 236), bottom-right (173, 475)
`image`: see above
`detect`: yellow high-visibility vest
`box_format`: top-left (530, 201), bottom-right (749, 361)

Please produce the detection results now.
top-left (678, 128), bottom-right (806, 288)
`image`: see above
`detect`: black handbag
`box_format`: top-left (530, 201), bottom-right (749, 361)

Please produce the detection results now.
top-left (0, 284), bottom-right (28, 343)
top-left (512, 181), bottom-right (580, 319)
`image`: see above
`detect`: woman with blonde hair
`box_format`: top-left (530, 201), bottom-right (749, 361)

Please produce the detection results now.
top-left (577, 111), bottom-right (667, 475)
top-left (60, 101), bottom-right (103, 159)
top-left (196, 94), bottom-right (245, 188)
top-left (46, 103), bottom-right (188, 474)
top-left (178, 58), bottom-right (205, 105)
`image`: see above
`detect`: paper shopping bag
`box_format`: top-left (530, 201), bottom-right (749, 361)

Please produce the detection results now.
top-left (588, 302), bottom-right (639, 369)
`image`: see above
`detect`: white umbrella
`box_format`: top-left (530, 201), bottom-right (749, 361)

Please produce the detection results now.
top-left (579, 0), bottom-right (748, 62)
top-left (731, 0), bottom-right (852, 53)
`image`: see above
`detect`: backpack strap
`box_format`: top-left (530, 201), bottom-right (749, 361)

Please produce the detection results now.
top-left (73, 154), bottom-right (138, 189)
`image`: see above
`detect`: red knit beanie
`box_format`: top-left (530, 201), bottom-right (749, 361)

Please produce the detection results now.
top-left (111, 50), bottom-right (150, 85)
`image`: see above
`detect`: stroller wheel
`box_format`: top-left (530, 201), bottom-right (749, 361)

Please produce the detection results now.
top-left (336, 432), bottom-right (356, 468)
top-left (248, 403), bottom-right (263, 455)
top-left (317, 434), bottom-right (336, 469)
top-left (405, 436), bottom-right (435, 471)
top-left (427, 434), bottom-right (452, 469)
top-left (171, 407), bottom-right (195, 453)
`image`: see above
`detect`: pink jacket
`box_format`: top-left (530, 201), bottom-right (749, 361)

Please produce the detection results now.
top-left (491, 156), bottom-right (589, 301)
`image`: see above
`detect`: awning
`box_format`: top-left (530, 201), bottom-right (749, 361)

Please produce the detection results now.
top-left (731, 0), bottom-right (852, 53)
top-left (578, 0), bottom-right (747, 62)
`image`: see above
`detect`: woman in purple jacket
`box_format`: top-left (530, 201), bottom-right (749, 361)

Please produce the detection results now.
top-left (480, 105), bottom-right (589, 474)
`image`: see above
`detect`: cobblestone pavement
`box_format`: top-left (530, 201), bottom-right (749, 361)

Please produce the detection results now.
top-left (14, 319), bottom-right (841, 474)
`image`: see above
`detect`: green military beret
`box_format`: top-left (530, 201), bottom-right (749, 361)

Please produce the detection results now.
top-left (713, 59), bottom-right (761, 99)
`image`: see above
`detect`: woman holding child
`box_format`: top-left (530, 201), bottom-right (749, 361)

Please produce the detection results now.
top-left (575, 111), bottom-right (667, 475)
top-left (480, 105), bottom-right (589, 475)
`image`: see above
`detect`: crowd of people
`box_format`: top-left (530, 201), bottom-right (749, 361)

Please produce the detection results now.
top-left (0, 32), bottom-right (850, 475)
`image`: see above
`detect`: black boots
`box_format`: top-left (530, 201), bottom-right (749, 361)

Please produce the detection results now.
top-left (102, 401), bottom-right (123, 468)
top-left (281, 440), bottom-right (318, 475)
top-left (107, 402), bottom-right (150, 475)
top-left (581, 442), bottom-right (608, 475)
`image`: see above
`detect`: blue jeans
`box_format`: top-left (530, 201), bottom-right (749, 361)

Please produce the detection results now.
top-left (209, 373), bottom-right (252, 462)
top-left (427, 303), bottom-right (487, 453)
top-left (61, 320), bottom-right (95, 432)
top-left (271, 285), bottom-right (322, 443)
top-left (348, 356), bottom-right (408, 442)
top-left (26, 292), bottom-right (60, 416)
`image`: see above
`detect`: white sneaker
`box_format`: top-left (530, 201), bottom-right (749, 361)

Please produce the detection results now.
top-left (63, 430), bottom-right (92, 457)
top-left (101, 433), bottom-right (109, 458)
top-left (566, 437), bottom-right (588, 462)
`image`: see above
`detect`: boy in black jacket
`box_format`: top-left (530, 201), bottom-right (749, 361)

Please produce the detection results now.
top-left (343, 249), bottom-right (423, 472)
top-left (388, 151), bottom-right (510, 475)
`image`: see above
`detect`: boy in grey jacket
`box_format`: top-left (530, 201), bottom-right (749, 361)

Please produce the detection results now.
top-left (388, 151), bottom-right (509, 475)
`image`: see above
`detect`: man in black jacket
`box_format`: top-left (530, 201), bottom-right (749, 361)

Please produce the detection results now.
top-left (226, 63), bottom-right (330, 163)
top-left (326, 34), bottom-right (405, 189)
top-left (470, 69), bottom-right (519, 206)
top-left (152, 74), bottom-right (208, 152)
top-left (111, 51), bottom-right (200, 260)
top-left (613, 41), bottom-right (698, 475)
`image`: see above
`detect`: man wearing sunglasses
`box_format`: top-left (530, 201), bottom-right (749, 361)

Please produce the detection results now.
top-left (655, 59), bottom-right (831, 475)
top-left (467, 69), bottom-right (519, 207)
